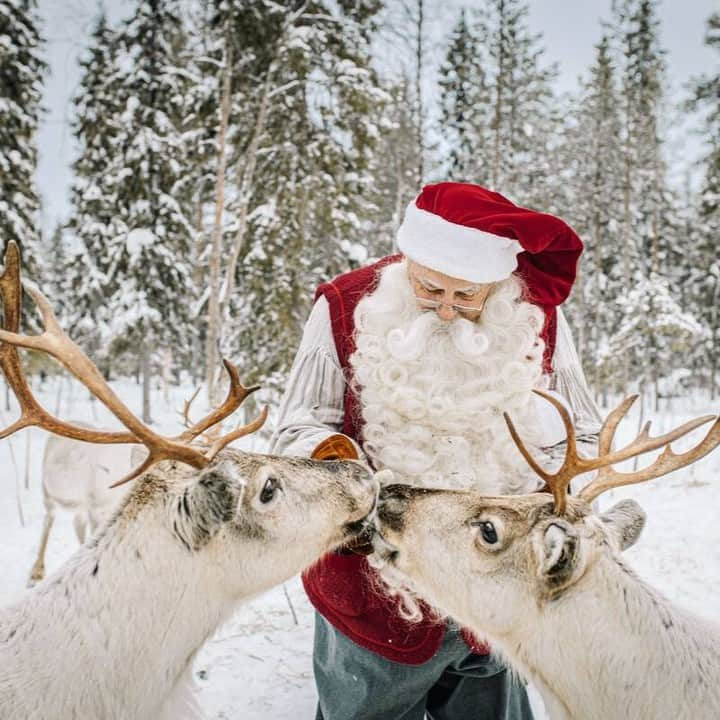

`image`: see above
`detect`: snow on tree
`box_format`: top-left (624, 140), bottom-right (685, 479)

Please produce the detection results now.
top-left (200, 0), bottom-right (390, 401)
top-left (64, 13), bottom-right (126, 370)
top-left (474, 0), bottom-right (558, 205)
top-left (600, 274), bottom-right (707, 406)
top-left (435, 0), bottom-right (559, 207)
top-left (609, 0), bottom-right (693, 398)
top-left (0, 0), bottom-right (45, 283)
top-left (438, 9), bottom-right (491, 183)
top-left (686, 11), bottom-right (720, 398)
top-left (560, 35), bottom-right (626, 396)
top-left (370, 73), bottom-right (422, 258)
top-left (97, 0), bottom-right (197, 420)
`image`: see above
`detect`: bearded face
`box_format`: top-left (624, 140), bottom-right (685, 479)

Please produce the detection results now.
top-left (350, 261), bottom-right (547, 495)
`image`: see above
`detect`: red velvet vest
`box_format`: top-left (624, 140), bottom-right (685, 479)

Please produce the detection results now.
top-left (301, 255), bottom-right (558, 664)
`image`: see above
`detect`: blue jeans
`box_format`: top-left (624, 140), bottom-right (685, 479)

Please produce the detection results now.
top-left (313, 612), bottom-right (533, 720)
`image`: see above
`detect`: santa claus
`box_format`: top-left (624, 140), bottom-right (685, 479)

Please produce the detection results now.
top-left (270, 182), bottom-right (601, 720)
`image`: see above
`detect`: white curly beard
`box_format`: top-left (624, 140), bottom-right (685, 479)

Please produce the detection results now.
top-left (350, 260), bottom-right (547, 495)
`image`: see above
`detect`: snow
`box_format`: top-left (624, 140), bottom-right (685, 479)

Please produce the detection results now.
top-left (125, 228), bottom-right (155, 261)
top-left (0, 378), bottom-right (718, 718)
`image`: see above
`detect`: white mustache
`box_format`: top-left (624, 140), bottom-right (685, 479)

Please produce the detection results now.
top-left (449, 318), bottom-right (490, 360)
top-left (385, 311), bottom-right (445, 362)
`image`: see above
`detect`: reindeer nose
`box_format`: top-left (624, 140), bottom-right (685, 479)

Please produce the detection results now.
top-left (377, 484), bottom-right (413, 531)
top-left (349, 463), bottom-right (376, 488)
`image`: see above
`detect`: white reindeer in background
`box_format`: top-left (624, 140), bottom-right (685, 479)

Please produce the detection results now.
top-left (27, 438), bottom-right (135, 585)
top-left (0, 242), bottom-right (382, 720)
top-left (374, 392), bottom-right (720, 720)
top-left (27, 387), bottom-right (206, 586)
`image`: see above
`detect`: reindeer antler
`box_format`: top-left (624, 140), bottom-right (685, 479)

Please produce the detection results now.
top-left (0, 241), bottom-right (268, 487)
top-left (179, 386), bottom-right (202, 431)
top-left (0, 242), bottom-right (135, 444)
top-left (504, 390), bottom-right (719, 514)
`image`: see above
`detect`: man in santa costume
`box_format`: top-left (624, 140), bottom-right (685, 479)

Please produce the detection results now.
top-left (269, 182), bottom-right (601, 719)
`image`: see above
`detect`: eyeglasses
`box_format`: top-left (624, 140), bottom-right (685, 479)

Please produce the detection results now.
top-left (408, 271), bottom-right (493, 318)
top-left (414, 297), bottom-right (486, 318)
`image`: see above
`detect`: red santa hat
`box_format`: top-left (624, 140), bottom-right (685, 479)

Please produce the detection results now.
top-left (396, 182), bottom-right (583, 308)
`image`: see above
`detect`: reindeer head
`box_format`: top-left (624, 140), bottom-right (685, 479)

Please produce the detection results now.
top-left (0, 241), bottom-right (379, 597)
top-left (373, 393), bottom-right (719, 634)
top-left (111, 450), bottom-right (377, 598)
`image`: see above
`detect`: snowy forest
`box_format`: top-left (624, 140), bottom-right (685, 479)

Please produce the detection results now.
top-left (1, 0), bottom-right (719, 421)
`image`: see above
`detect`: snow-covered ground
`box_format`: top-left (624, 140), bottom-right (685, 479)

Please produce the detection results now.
top-left (0, 376), bottom-right (718, 719)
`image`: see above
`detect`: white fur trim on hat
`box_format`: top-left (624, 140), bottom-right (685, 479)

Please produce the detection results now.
top-left (396, 200), bottom-right (522, 283)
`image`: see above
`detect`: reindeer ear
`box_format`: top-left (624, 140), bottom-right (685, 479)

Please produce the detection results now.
top-left (173, 463), bottom-right (240, 552)
top-left (537, 522), bottom-right (579, 593)
top-left (600, 499), bottom-right (646, 551)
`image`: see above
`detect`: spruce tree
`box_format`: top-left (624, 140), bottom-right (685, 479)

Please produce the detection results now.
top-left (562, 36), bottom-right (625, 395)
top-left (438, 10), bottom-right (491, 183)
top-left (371, 74), bottom-right (422, 258)
top-left (205, 0), bottom-right (389, 400)
top-left (65, 13), bottom-right (125, 368)
top-left (687, 11), bottom-right (720, 398)
top-left (0, 0), bottom-right (45, 281)
top-left (475, 0), bottom-right (558, 205)
top-left (612, 0), bottom-right (689, 400)
top-left (101, 0), bottom-right (197, 420)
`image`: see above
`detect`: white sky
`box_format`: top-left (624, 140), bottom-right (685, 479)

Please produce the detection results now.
top-left (35, 0), bottom-right (717, 235)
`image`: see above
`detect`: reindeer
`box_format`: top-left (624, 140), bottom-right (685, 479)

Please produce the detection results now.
top-left (26, 389), bottom-right (206, 587)
top-left (0, 242), bottom-right (381, 719)
top-left (374, 392), bottom-right (720, 720)
top-left (26, 438), bottom-right (136, 585)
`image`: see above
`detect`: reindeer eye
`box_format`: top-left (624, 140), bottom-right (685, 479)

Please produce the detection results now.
top-left (478, 521), bottom-right (498, 544)
top-left (260, 477), bottom-right (281, 504)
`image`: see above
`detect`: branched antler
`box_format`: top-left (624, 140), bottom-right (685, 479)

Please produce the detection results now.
top-left (0, 241), bottom-right (267, 486)
top-left (504, 390), bottom-right (719, 514)
top-left (0, 242), bottom-right (136, 444)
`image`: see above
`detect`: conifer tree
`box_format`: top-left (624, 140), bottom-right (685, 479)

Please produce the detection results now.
top-left (475, 0), bottom-right (558, 205)
top-left (371, 74), bottom-right (422, 258)
top-left (100, 0), bottom-right (197, 420)
top-left (561, 36), bottom-right (625, 394)
top-left (611, 0), bottom-right (689, 399)
top-left (435, 0), bottom-right (557, 205)
top-left (203, 0), bottom-right (389, 399)
top-left (687, 11), bottom-right (720, 398)
top-left (0, 0), bottom-right (45, 281)
top-left (65, 13), bottom-right (124, 366)
top-left (438, 10), bottom-right (491, 183)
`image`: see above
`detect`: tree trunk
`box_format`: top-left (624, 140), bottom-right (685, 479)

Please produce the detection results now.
top-left (162, 349), bottom-right (171, 405)
top-left (218, 50), bottom-right (278, 331)
top-left (206, 23), bottom-right (234, 406)
top-left (212, 5), bottom-right (306, 402)
top-left (414, 0), bottom-right (424, 185)
top-left (492, 0), bottom-right (506, 189)
top-left (141, 340), bottom-right (152, 424)
top-left (194, 194), bottom-right (206, 390)
top-left (24, 430), bottom-right (31, 490)
top-left (711, 277), bottom-right (719, 401)
top-left (621, 142), bottom-right (633, 394)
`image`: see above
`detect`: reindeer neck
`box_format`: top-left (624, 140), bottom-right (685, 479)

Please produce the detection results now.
top-left (1, 493), bottom-right (233, 719)
top-left (496, 551), bottom-right (720, 720)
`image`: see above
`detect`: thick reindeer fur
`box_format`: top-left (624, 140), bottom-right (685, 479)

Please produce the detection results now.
top-left (0, 450), bottom-right (376, 720)
top-left (375, 489), bottom-right (720, 720)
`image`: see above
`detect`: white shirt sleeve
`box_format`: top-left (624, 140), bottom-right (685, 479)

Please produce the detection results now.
top-left (534, 307), bottom-right (602, 485)
top-left (268, 296), bottom-right (357, 458)
top-left (549, 307), bottom-right (603, 437)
